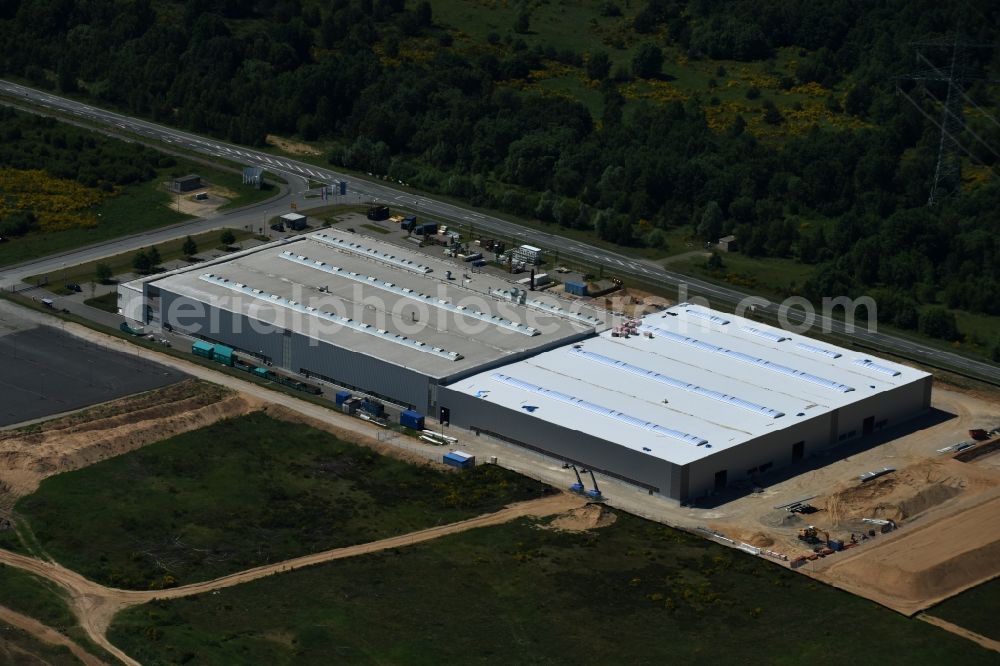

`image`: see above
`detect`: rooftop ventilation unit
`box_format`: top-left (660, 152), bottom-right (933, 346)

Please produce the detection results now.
top-left (525, 298), bottom-right (603, 327)
top-left (740, 326), bottom-right (788, 343)
top-left (279, 252), bottom-right (538, 336)
top-left (312, 233), bottom-right (432, 274)
top-left (198, 274), bottom-right (462, 361)
top-left (684, 309), bottom-right (730, 325)
top-left (853, 358), bottom-right (901, 377)
top-left (795, 342), bottom-right (842, 359)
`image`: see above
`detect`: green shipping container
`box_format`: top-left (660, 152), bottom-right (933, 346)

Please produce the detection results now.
top-left (192, 340), bottom-right (214, 358)
top-left (213, 345), bottom-right (235, 366)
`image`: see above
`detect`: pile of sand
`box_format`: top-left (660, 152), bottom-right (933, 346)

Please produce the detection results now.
top-left (546, 503), bottom-right (617, 532)
top-left (0, 380), bottom-right (257, 513)
top-left (822, 458), bottom-right (999, 525)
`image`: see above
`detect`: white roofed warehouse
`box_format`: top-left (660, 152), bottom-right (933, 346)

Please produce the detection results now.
top-left (438, 304), bottom-right (932, 502)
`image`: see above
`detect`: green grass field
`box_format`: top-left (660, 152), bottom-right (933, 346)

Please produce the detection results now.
top-left (4, 413), bottom-right (547, 589)
top-left (0, 160), bottom-right (276, 270)
top-left (107, 511), bottom-right (997, 665)
top-left (677, 252), bottom-right (817, 301)
top-left (927, 577), bottom-right (1000, 642)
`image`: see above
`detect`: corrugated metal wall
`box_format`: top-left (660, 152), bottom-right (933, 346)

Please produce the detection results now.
top-left (438, 387), bottom-right (676, 498)
top-left (288, 334), bottom-right (431, 411)
top-left (159, 289), bottom-right (432, 411)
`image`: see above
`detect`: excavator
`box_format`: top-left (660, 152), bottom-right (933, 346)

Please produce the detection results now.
top-left (797, 525), bottom-right (829, 545)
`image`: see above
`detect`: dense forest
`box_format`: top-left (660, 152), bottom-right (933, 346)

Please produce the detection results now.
top-left (0, 0), bottom-right (998, 347)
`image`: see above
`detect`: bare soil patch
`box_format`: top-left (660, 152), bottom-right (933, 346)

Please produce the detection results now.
top-left (546, 503), bottom-right (617, 532)
top-left (266, 134), bottom-right (321, 156)
top-left (0, 380), bottom-right (257, 515)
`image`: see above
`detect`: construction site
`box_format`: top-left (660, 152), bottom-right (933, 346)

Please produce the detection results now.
top-left (0, 225), bottom-right (997, 660)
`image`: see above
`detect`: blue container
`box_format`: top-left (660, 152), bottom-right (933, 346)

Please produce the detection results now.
top-left (338, 180), bottom-right (347, 195)
top-left (335, 390), bottom-right (352, 405)
top-left (253, 367), bottom-right (270, 379)
top-left (400, 410), bottom-right (425, 430)
top-left (443, 451), bottom-right (475, 469)
top-left (416, 222), bottom-right (437, 236)
top-left (565, 281), bottom-right (588, 296)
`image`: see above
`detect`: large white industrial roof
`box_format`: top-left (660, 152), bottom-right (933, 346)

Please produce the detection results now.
top-left (148, 230), bottom-right (604, 379)
top-left (446, 304), bottom-right (930, 465)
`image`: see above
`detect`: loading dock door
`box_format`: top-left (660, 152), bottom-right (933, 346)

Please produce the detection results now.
top-left (863, 416), bottom-right (875, 435)
top-left (792, 441), bottom-right (804, 461)
top-left (714, 469), bottom-right (727, 491)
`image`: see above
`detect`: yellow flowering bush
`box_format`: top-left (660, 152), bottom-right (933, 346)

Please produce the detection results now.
top-left (0, 168), bottom-right (112, 232)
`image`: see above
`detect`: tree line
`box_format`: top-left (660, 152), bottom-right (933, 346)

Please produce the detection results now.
top-left (0, 0), bottom-right (997, 347)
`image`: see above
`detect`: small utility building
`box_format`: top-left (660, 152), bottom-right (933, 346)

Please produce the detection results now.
top-left (171, 174), bottom-right (203, 192)
top-left (280, 213), bottom-right (308, 231)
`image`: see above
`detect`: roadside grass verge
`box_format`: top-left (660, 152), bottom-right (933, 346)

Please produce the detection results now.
top-left (27, 227), bottom-right (253, 292)
top-left (8, 412), bottom-right (548, 589)
top-left (107, 511), bottom-right (998, 665)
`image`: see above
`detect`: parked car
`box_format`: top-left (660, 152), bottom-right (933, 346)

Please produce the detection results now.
top-left (65, 283), bottom-right (82, 292)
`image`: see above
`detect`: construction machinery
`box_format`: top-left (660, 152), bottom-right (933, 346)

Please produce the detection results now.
top-left (569, 465), bottom-right (585, 494)
top-left (586, 469), bottom-right (603, 500)
top-left (797, 526), bottom-right (830, 545)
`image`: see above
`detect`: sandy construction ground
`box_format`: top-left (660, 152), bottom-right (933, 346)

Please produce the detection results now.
top-left (812, 485), bottom-right (1000, 615)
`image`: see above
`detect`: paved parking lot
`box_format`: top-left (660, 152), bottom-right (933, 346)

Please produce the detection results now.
top-left (0, 323), bottom-right (186, 427)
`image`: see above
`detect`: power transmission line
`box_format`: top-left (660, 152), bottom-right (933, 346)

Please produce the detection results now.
top-left (896, 32), bottom-right (1000, 204)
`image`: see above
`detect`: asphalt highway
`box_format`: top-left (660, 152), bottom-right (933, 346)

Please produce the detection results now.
top-left (0, 79), bottom-right (996, 384)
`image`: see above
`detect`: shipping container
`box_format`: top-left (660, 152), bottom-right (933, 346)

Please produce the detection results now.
top-left (367, 205), bottom-right (390, 221)
top-left (442, 450), bottom-right (476, 469)
top-left (341, 397), bottom-right (359, 414)
top-left (213, 345), bottom-right (235, 366)
top-left (192, 340), bottom-right (214, 359)
top-left (253, 367), bottom-right (270, 378)
top-left (564, 281), bottom-right (588, 296)
top-left (400, 410), bottom-right (425, 430)
top-left (335, 390), bottom-right (352, 405)
top-left (462, 253), bottom-right (483, 262)
top-left (415, 222), bottom-right (438, 236)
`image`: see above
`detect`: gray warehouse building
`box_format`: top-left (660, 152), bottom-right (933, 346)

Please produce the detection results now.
top-left (120, 232), bottom-right (932, 503)
top-left (439, 305), bottom-right (932, 502)
top-left (120, 230), bottom-right (602, 412)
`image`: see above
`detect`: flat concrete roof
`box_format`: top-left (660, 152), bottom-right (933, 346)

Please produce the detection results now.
top-left (445, 304), bottom-right (931, 466)
top-left (149, 230), bottom-right (604, 379)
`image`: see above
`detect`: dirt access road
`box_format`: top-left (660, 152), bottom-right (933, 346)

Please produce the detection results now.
top-left (0, 493), bottom-right (583, 666)
top-left (0, 604), bottom-right (104, 665)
